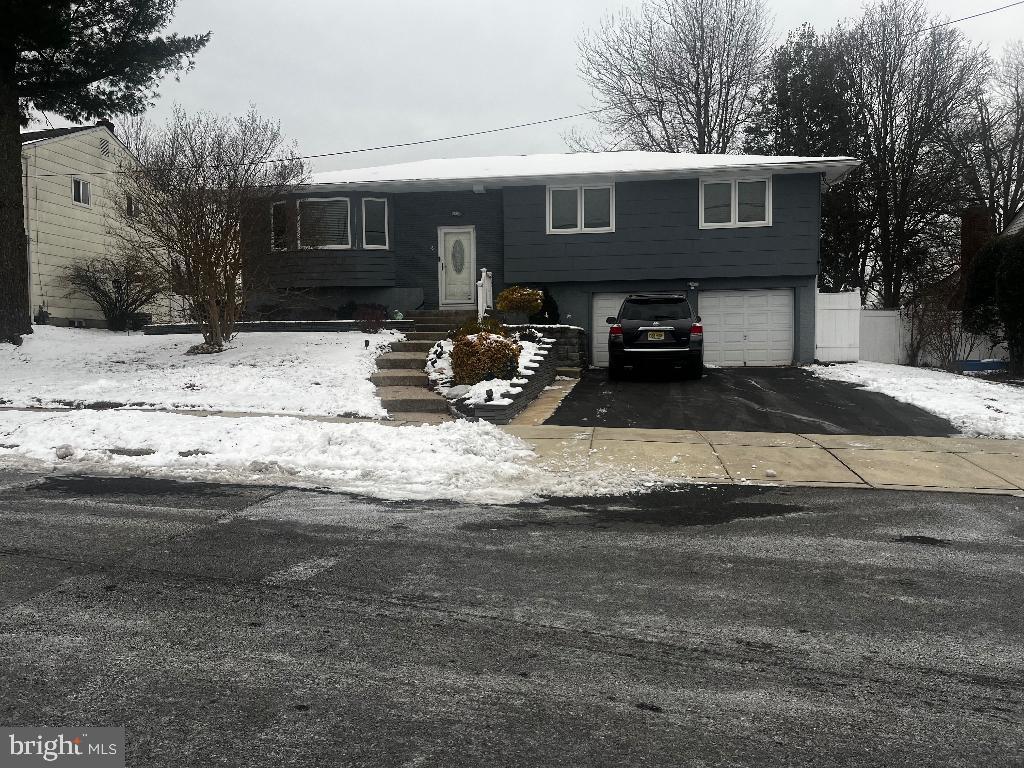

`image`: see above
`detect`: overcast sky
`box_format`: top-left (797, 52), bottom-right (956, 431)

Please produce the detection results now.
top-left (38, 0), bottom-right (1024, 173)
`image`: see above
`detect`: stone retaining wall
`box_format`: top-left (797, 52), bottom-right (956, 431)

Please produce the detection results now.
top-left (505, 325), bottom-right (587, 368)
top-left (451, 343), bottom-right (557, 425)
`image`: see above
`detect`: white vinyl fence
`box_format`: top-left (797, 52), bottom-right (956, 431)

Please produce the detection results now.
top-left (815, 291), bottom-right (861, 362)
top-left (858, 310), bottom-right (911, 364)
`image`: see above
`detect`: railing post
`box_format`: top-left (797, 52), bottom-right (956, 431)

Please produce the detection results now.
top-left (476, 268), bottom-right (493, 321)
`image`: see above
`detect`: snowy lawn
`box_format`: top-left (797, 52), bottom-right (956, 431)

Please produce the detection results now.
top-left (0, 326), bottom-right (400, 418)
top-left (810, 362), bottom-right (1024, 439)
top-left (0, 411), bottom-right (646, 503)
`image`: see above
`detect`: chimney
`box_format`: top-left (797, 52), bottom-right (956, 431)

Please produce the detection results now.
top-left (960, 205), bottom-right (994, 271)
top-left (95, 118), bottom-right (115, 133)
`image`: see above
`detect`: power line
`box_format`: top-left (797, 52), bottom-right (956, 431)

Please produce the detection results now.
top-left (920, 0), bottom-right (1024, 31)
top-left (25, 108), bottom-right (607, 179)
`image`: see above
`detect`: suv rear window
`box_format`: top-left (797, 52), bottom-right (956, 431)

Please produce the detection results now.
top-left (619, 298), bottom-right (691, 321)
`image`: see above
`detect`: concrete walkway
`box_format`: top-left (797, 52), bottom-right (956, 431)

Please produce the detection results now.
top-left (502, 425), bottom-right (1024, 496)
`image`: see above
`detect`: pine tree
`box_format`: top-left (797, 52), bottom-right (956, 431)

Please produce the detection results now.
top-left (0, 0), bottom-right (209, 344)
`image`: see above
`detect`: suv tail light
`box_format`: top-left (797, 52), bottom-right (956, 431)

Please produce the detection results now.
top-left (689, 322), bottom-right (703, 340)
top-left (609, 324), bottom-right (623, 337)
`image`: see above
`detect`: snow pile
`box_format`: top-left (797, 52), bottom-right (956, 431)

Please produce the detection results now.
top-left (426, 334), bottom-right (550, 406)
top-left (0, 410), bottom-right (650, 503)
top-left (809, 361), bottom-right (1024, 439)
top-left (0, 326), bottom-right (399, 418)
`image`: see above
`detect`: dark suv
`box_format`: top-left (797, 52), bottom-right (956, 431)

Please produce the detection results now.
top-left (606, 294), bottom-right (703, 379)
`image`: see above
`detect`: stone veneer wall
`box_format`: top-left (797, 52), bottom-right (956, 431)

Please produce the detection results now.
top-left (505, 325), bottom-right (587, 368)
top-left (452, 343), bottom-right (557, 425)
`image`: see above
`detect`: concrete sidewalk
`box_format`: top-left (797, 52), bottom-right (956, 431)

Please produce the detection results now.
top-left (503, 425), bottom-right (1024, 496)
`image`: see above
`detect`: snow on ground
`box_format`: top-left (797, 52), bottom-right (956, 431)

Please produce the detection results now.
top-left (810, 361), bottom-right (1024, 439)
top-left (426, 335), bottom-right (549, 406)
top-left (0, 410), bottom-right (651, 503)
top-left (0, 326), bottom-right (399, 418)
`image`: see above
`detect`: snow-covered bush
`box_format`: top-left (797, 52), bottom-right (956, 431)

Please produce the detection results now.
top-left (451, 332), bottom-right (521, 385)
top-left (511, 327), bottom-right (545, 344)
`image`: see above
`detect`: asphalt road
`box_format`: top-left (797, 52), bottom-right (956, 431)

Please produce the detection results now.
top-left (1, 470), bottom-right (1022, 766)
top-left (548, 367), bottom-right (957, 435)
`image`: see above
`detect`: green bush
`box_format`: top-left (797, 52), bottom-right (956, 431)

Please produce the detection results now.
top-left (496, 285), bottom-right (543, 315)
top-left (451, 332), bottom-right (521, 385)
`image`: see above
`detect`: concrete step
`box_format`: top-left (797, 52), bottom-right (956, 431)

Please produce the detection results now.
top-left (390, 340), bottom-right (438, 353)
top-left (391, 412), bottom-right (454, 424)
top-left (403, 331), bottom-right (449, 342)
top-left (376, 352), bottom-right (429, 370)
top-left (556, 367), bottom-right (583, 378)
top-left (371, 370), bottom-right (429, 387)
top-left (377, 386), bottom-right (449, 414)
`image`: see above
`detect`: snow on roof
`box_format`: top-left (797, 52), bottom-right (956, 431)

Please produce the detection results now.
top-left (310, 151), bottom-right (860, 190)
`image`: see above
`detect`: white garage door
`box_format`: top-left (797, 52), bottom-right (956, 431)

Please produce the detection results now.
top-left (591, 293), bottom-right (630, 367)
top-left (699, 289), bottom-right (794, 367)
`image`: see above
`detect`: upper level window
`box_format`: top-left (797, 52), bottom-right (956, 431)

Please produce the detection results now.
top-left (699, 177), bottom-right (771, 229)
top-left (72, 178), bottom-right (91, 206)
top-left (271, 201), bottom-right (288, 251)
top-left (298, 197), bottom-right (350, 249)
top-left (362, 198), bottom-right (388, 249)
top-left (547, 184), bottom-right (614, 234)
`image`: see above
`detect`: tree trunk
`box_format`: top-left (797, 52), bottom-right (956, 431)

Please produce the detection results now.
top-left (0, 82), bottom-right (30, 343)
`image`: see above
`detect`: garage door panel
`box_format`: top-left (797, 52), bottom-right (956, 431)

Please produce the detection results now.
top-left (591, 293), bottom-right (630, 368)
top-left (699, 289), bottom-right (794, 367)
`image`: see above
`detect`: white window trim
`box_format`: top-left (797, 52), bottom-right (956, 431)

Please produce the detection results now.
top-left (297, 196), bottom-right (351, 250)
top-left (546, 184), bottom-right (615, 234)
top-left (72, 177), bottom-right (92, 207)
top-left (699, 176), bottom-right (772, 229)
top-left (361, 197), bottom-right (389, 250)
top-left (270, 201), bottom-right (288, 251)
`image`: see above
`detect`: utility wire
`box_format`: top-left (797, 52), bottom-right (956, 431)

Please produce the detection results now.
top-left (26, 108), bottom-right (607, 179)
top-left (919, 0), bottom-right (1024, 31)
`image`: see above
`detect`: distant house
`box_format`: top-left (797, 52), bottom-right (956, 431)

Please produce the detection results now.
top-left (20, 121), bottom-right (132, 327)
top-left (247, 151), bottom-right (859, 366)
top-left (1002, 207), bottom-right (1024, 238)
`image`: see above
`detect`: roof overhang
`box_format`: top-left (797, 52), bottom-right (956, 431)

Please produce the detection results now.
top-left (296, 157), bottom-right (862, 195)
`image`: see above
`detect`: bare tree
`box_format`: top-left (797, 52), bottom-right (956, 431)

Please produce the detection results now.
top-left (944, 41), bottom-right (1024, 232)
top-left (63, 251), bottom-right (167, 332)
top-left (110, 106), bottom-right (307, 352)
top-left (836, 0), bottom-right (988, 309)
top-left (572, 0), bottom-right (772, 153)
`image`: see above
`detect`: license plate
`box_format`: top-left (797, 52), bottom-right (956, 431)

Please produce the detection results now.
top-left (646, 331), bottom-right (665, 341)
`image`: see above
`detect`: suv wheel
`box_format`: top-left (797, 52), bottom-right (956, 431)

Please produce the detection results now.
top-left (685, 359), bottom-right (703, 380)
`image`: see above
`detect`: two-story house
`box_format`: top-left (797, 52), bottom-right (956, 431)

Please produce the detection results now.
top-left (20, 121), bottom-right (136, 328)
top-left (248, 151), bottom-right (859, 367)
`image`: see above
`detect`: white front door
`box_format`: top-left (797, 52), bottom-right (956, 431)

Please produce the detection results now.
top-left (699, 289), bottom-right (795, 366)
top-left (438, 226), bottom-right (476, 307)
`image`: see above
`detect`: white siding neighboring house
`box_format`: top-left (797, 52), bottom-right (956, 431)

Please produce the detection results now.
top-left (20, 122), bottom-right (132, 327)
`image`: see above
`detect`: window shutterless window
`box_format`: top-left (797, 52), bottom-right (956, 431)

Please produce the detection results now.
top-left (72, 178), bottom-right (91, 206)
top-left (298, 198), bottom-right (350, 249)
top-left (546, 185), bottom-right (614, 233)
top-left (699, 177), bottom-right (771, 228)
top-left (271, 201), bottom-right (288, 250)
top-left (362, 198), bottom-right (388, 249)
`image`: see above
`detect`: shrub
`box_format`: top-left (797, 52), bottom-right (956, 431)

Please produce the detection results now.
top-left (62, 252), bottom-right (166, 332)
top-left (496, 285), bottom-right (543, 315)
top-left (511, 327), bottom-right (545, 344)
top-left (353, 303), bottom-right (388, 333)
top-left (451, 332), bottom-right (522, 385)
top-left (452, 315), bottom-right (508, 339)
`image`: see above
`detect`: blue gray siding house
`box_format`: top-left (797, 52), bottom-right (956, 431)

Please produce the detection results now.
top-left (247, 151), bottom-right (858, 366)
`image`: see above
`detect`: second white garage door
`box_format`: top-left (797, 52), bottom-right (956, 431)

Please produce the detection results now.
top-left (698, 289), bottom-right (794, 367)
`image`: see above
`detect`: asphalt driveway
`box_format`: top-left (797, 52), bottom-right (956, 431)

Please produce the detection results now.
top-left (1, 471), bottom-right (1022, 766)
top-left (548, 366), bottom-right (956, 435)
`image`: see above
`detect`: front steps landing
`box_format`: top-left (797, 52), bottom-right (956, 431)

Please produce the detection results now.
top-left (373, 322), bottom-right (452, 421)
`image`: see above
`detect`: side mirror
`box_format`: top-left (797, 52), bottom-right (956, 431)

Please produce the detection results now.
top-left (695, 315), bottom-right (702, 323)
top-left (605, 316), bottom-right (617, 324)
